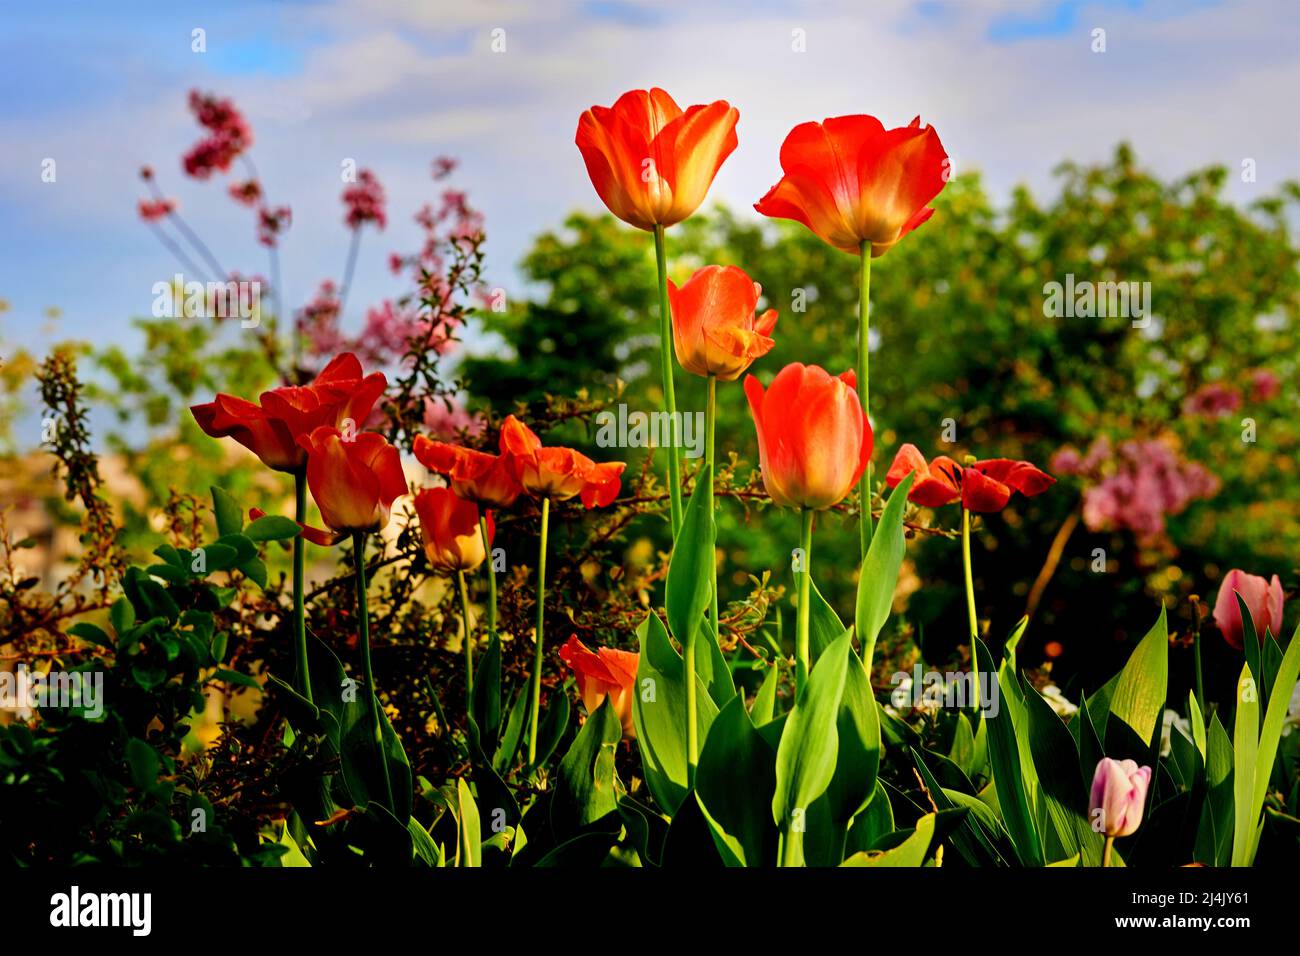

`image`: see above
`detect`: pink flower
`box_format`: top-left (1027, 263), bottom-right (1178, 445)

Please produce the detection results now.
top-left (1069, 437), bottom-right (1218, 544)
top-left (1182, 382), bottom-right (1242, 418)
top-left (181, 91), bottom-right (252, 179)
top-left (1089, 758), bottom-right (1151, 838)
top-left (1214, 569), bottom-right (1285, 649)
top-left (228, 179), bottom-right (262, 207)
top-left (342, 169), bottom-right (387, 230)
top-left (1249, 368), bottom-right (1280, 403)
top-left (421, 399), bottom-right (484, 440)
top-left (138, 198), bottom-right (177, 223)
top-left (257, 205), bottom-right (292, 248)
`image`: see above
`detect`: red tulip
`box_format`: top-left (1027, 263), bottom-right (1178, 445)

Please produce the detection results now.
top-left (576, 88), bottom-right (739, 231)
top-left (298, 426), bottom-right (407, 534)
top-left (191, 352), bottom-right (386, 472)
top-left (413, 487), bottom-right (492, 572)
top-left (413, 436), bottom-right (522, 509)
top-left (755, 115), bottom-right (948, 257)
top-left (1214, 569), bottom-right (1285, 649)
top-left (499, 415), bottom-right (625, 508)
top-left (668, 265), bottom-right (778, 381)
top-left (885, 444), bottom-right (1054, 513)
top-left (744, 363), bottom-right (871, 510)
top-left (559, 635), bottom-right (639, 739)
top-left (884, 444), bottom-right (962, 508)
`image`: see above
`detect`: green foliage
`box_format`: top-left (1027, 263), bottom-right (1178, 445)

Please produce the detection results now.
top-left (0, 506), bottom-right (279, 864)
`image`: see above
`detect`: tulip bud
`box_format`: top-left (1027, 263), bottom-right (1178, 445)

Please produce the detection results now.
top-left (1088, 757), bottom-right (1152, 838)
top-left (559, 636), bottom-right (639, 739)
top-left (413, 487), bottom-right (491, 572)
top-left (744, 363), bottom-right (871, 511)
top-left (298, 426), bottom-right (407, 534)
top-left (668, 265), bottom-right (777, 381)
top-left (1213, 569), bottom-right (1285, 650)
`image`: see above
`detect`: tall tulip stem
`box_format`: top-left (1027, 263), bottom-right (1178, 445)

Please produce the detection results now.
top-left (352, 532), bottom-right (394, 813)
top-left (526, 497), bottom-right (551, 765)
top-left (654, 224), bottom-right (684, 537)
top-left (293, 470), bottom-right (312, 703)
top-left (962, 508), bottom-right (978, 643)
top-left (796, 509), bottom-right (814, 693)
top-left (480, 515), bottom-right (497, 640)
top-left (457, 569), bottom-right (475, 713)
top-left (857, 242), bottom-right (873, 557)
top-left (1102, 835), bottom-right (1114, 867)
top-left (705, 373), bottom-right (718, 633)
top-left (1193, 627), bottom-right (1204, 716)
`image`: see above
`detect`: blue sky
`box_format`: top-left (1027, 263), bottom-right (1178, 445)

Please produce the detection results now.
top-left (1, 0), bottom-right (1297, 374)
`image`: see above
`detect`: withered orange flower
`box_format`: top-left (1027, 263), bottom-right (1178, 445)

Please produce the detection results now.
top-left (576, 88), bottom-right (739, 231)
top-left (755, 115), bottom-right (948, 257)
top-left (499, 415), bottom-right (624, 508)
top-left (885, 443), bottom-right (1054, 513)
top-left (668, 264), bottom-right (778, 381)
top-left (413, 435), bottom-right (523, 509)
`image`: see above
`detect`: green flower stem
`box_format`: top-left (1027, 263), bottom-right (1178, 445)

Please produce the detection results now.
top-left (1193, 626), bottom-right (1205, 716)
top-left (961, 507), bottom-right (985, 714)
top-left (962, 507), bottom-right (978, 644)
top-left (1103, 835), bottom-right (1114, 867)
top-left (796, 508), bottom-right (814, 693)
top-left (654, 224), bottom-right (683, 538)
top-left (706, 373), bottom-right (718, 634)
top-left (685, 625), bottom-right (699, 786)
top-left (526, 497), bottom-right (550, 765)
top-left (352, 531), bottom-right (393, 813)
top-left (857, 241), bottom-right (873, 558)
top-left (480, 515), bottom-right (497, 641)
top-left (457, 569), bottom-right (475, 713)
top-left (293, 470), bottom-right (312, 703)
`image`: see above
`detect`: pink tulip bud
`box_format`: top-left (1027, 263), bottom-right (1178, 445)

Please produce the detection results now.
top-left (1089, 757), bottom-right (1152, 838)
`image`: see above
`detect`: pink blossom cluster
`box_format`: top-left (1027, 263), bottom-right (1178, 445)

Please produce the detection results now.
top-left (342, 169), bottom-right (387, 229)
top-left (228, 179), bottom-right (262, 207)
top-left (1052, 437), bottom-right (1219, 543)
top-left (138, 197), bottom-right (177, 223)
top-left (257, 205), bottom-right (292, 248)
top-left (182, 91), bottom-right (252, 179)
top-left (296, 281), bottom-right (343, 353)
top-left (1182, 382), bottom-right (1242, 418)
top-left (421, 397), bottom-right (484, 440)
top-left (1249, 368), bottom-right (1280, 402)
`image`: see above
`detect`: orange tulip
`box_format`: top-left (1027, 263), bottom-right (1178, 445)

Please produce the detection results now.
top-left (499, 415), bottom-right (625, 508)
top-left (298, 426), bottom-right (407, 534)
top-left (413, 487), bottom-right (492, 572)
top-left (744, 363), bottom-right (871, 510)
top-left (668, 265), bottom-right (778, 381)
top-left (755, 115), bottom-right (948, 257)
top-left (413, 436), bottom-right (523, 509)
top-left (559, 635), bottom-right (639, 739)
top-left (192, 352), bottom-right (386, 472)
top-left (576, 88), bottom-right (739, 231)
